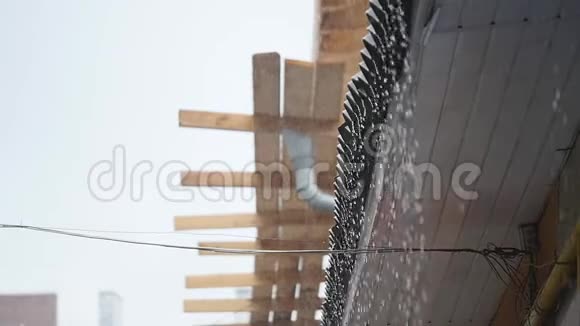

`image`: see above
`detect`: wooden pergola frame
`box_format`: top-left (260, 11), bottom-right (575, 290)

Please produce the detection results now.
top-left (176, 52), bottom-right (344, 324)
top-left (175, 1), bottom-right (368, 324)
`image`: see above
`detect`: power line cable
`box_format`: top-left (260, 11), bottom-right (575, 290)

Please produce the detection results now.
top-left (0, 223), bottom-right (529, 257)
top-left (1, 222), bottom-right (535, 308)
top-left (3, 224), bottom-right (331, 244)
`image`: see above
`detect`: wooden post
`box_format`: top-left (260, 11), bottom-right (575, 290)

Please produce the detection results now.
top-left (251, 52), bottom-right (282, 323)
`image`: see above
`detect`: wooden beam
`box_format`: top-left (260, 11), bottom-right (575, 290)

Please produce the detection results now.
top-left (312, 61), bottom-right (344, 175)
top-left (174, 210), bottom-right (331, 230)
top-left (198, 240), bottom-right (328, 255)
top-left (319, 0), bottom-right (368, 10)
top-left (252, 52), bottom-right (281, 323)
top-left (183, 298), bottom-right (322, 313)
top-left (284, 60), bottom-right (315, 117)
top-left (181, 171), bottom-right (282, 188)
top-left (175, 213), bottom-right (266, 230)
top-left (316, 0), bottom-right (368, 97)
top-left (179, 110), bottom-right (338, 135)
top-left (253, 52), bottom-right (280, 117)
top-left (319, 29), bottom-right (366, 53)
top-left (180, 171), bottom-right (334, 189)
top-left (280, 59), bottom-right (316, 321)
top-left (185, 269), bottom-right (325, 288)
top-left (281, 58), bottom-right (320, 323)
top-left (180, 224), bottom-right (330, 243)
top-left (195, 322), bottom-right (320, 326)
top-left (319, 0), bottom-right (368, 30)
top-left (313, 61), bottom-right (345, 121)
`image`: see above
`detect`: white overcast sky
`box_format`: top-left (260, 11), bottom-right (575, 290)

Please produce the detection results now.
top-left (0, 1), bottom-right (315, 325)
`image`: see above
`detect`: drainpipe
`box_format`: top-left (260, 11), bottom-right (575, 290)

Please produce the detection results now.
top-left (282, 129), bottom-right (334, 213)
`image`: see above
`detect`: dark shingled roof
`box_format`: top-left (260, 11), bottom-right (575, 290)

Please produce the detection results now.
top-left (321, 1), bottom-right (413, 325)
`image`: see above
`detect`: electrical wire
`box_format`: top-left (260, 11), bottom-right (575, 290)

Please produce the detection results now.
top-left (0, 223), bottom-right (530, 258)
top-left (24, 225), bottom-right (330, 243)
top-left (1, 222), bottom-right (537, 320)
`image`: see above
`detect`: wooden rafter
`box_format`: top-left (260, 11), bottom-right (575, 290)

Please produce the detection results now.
top-left (197, 240), bottom-right (328, 255)
top-left (174, 210), bottom-right (331, 230)
top-left (183, 298), bottom-right (322, 313)
top-left (185, 269), bottom-right (325, 288)
top-left (195, 322), bottom-right (320, 326)
top-left (180, 170), bottom-right (334, 189)
top-left (179, 110), bottom-right (338, 135)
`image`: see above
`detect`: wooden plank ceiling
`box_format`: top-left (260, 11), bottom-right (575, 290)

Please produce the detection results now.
top-left (344, 0), bottom-right (580, 325)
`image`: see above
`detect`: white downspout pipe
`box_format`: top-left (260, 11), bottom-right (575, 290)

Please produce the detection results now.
top-left (282, 129), bottom-right (335, 213)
